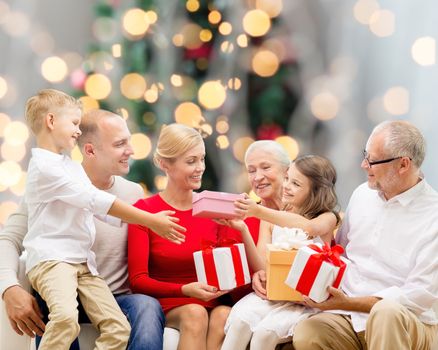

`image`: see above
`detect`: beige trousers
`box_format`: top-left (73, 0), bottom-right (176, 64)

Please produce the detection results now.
top-left (28, 261), bottom-right (131, 350)
top-left (292, 299), bottom-right (438, 350)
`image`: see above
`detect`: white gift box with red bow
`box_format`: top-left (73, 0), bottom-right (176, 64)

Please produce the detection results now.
top-left (193, 242), bottom-right (251, 291)
top-left (285, 243), bottom-right (348, 303)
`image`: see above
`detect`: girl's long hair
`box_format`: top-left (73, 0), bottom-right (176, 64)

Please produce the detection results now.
top-left (291, 155), bottom-right (340, 224)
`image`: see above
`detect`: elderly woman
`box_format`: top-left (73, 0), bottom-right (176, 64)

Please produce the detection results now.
top-left (243, 140), bottom-right (290, 243)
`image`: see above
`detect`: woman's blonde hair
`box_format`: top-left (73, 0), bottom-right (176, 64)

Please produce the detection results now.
top-left (25, 89), bottom-right (82, 134)
top-left (292, 155), bottom-right (340, 223)
top-left (153, 123), bottom-right (203, 167)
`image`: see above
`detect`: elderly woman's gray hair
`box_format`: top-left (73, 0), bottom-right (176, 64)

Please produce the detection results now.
top-left (244, 140), bottom-right (290, 168)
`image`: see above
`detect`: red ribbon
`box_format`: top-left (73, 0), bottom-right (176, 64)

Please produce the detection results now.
top-left (295, 243), bottom-right (347, 296)
top-left (199, 238), bottom-right (246, 289)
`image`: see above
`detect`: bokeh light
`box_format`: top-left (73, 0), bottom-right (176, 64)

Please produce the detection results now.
top-left (208, 10), bottom-right (221, 24)
top-left (243, 9), bottom-right (271, 37)
top-left (198, 81), bottom-right (227, 109)
top-left (310, 92), bottom-right (340, 120)
top-left (120, 73), bottom-right (147, 99)
top-left (145, 11), bottom-right (158, 24)
top-left (144, 86), bottom-right (159, 103)
top-left (9, 171), bottom-right (26, 196)
top-left (216, 135), bottom-right (229, 149)
top-left (227, 77), bottom-right (241, 90)
top-left (218, 22), bottom-right (232, 35)
top-left (3, 121), bottom-right (29, 146)
top-left (122, 8), bottom-right (149, 37)
top-left (256, 0), bottom-right (283, 18)
top-left (353, 0), bottom-right (380, 25)
top-left (174, 102), bottom-right (204, 127)
top-left (237, 34), bottom-right (248, 48)
top-left (181, 23), bottom-right (203, 49)
top-left (112, 44), bottom-right (122, 58)
top-left (233, 137), bottom-right (254, 163)
top-left (216, 117), bottom-right (229, 134)
top-left (275, 135), bottom-right (300, 160)
top-left (78, 96), bottom-right (100, 111)
top-left (154, 175), bottom-right (168, 191)
top-left (131, 133), bottom-right (152, 160)
top-left (0, 161), bottom-right (22, 187)
top-left (3, 11), bottom-right (30, 37)
top-left (84, 74), bottom-right (112, 100)
top-left (369, 9), bottom-right (395, 37)
top-left (186, 0), bottom-right (200, 12)
top-left (383, 86), bottom-right (409, 115)
top-left (1, 143), bottom-right (26, 162)
top-left (0, 113), bottom-right (11, 136)
top-left (41, 56), bottom-right (68, 83)
top-left (252, 50), bottom-right (279, 77)
top-left (200, 29), bottom-right (213, 42)
top-left (411, 37), bottom-right (436, 66)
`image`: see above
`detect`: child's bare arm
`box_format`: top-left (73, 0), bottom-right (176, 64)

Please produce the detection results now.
top-left (108, 199), bottom-right (186, 244)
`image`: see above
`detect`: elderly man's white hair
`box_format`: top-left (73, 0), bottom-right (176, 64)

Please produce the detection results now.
top-left (244, 140), bottom-right (290, 168)
top-left (371, 120), bottom-right (425, 169)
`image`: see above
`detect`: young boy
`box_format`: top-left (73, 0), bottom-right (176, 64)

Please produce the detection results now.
top-left (23, 89), bottom-right (186, 350)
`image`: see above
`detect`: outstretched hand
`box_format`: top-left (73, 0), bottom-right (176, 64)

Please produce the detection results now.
top-left (234, 195), bottom-right (258, 218)
top-left (181, 282), bottom-right (228, 301)
top-left (151, 210), bottom-right (186, 244)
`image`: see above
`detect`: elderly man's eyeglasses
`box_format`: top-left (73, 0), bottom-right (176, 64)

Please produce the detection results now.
top-left (362, 150), bottom-right (402, 167)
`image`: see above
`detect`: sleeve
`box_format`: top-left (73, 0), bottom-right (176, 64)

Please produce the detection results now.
top-left (0, 200), bottom-right (28, 296)
top-left (335, 208), bottom-right (350, 249)
top-left (128, 222), bottom-right (184, 298)
top-left (28, 164), bottom-right (115, 216)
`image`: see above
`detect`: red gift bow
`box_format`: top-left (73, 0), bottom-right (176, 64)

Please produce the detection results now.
top-left (199, 238), bottom-right (246, 289)
top-left (295, 243), bottom-right (347, 297)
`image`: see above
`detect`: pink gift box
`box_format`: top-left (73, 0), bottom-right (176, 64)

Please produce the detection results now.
top-left (285, 243), bottom-right (348, 303)
top-left (192, 190), bottom-right (244, 219)
top-left (193, 243), bottom-right (251, 290)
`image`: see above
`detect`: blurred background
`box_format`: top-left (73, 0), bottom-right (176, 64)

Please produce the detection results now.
top-left (1, 0), bottom-right (438, 228)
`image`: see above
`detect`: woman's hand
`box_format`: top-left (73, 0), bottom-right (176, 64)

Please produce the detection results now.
top-left (150, 210), bottom-right (186, 244)
top-left (214, 218), bottom-right (247, 233)
top-left (181, 282), bottom-right (228, 301)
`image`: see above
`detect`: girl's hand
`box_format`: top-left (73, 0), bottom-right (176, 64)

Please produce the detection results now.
top-left (252, 270), bottom-right (267, 299)
top-left (181, 282), bottom-right (228, 301)
top-left (234, 196), bottom-right (259, 218)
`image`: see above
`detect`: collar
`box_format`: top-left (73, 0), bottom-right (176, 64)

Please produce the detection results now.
top-left (31, 148), bottom-right (65, 161)
top-left (381, 178), bottom-right (426, 207)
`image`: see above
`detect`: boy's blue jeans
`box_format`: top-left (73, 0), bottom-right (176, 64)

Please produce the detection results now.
top-left (35, 292), bottom-right (165, 350)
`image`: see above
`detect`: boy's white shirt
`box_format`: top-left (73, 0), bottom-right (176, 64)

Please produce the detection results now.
top-left (0, 176), bottom-right (144, 297)
top-left (23, 148), bottom-right (116, 275)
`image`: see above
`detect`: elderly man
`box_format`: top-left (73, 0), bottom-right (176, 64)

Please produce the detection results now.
top-left (0, 109), bottom-right (165, 349)
top-left (292, 120), bottom-right (438, 349)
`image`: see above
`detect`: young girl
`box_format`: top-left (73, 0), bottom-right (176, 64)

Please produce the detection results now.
top-left (221, 155), bottom-right (340, 350)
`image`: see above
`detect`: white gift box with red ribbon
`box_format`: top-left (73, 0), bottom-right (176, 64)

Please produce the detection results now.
top-left (285, 243), bottom-right (348, 303)
top-left (193, 242), bottom-right (251, 291)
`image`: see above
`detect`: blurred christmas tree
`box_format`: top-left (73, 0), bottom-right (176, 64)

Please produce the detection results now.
top-left (70, 0), bottom-right (301, 194)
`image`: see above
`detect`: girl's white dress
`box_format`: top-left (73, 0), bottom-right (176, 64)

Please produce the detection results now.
top-left (224, 226), bottom-right (319, 339)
